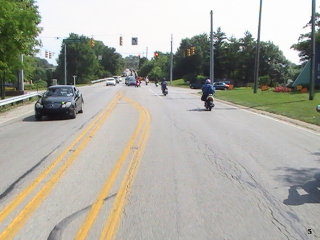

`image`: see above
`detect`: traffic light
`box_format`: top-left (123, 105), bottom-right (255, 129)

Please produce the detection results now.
top-left (132, 37), bottom-right (138, 45)
top-left (45, 51), bottom-right (48, 58)
top-left (154, 52), bottom-right (159, 58)
top-left (120, 36), bottom-right (123, 46)
top-left (90, 38), bottom-right (95, 47)
top-left (49, 51), bottom-right (52, 59)
top-left (186, 48), bottom-right (191, 56)
top-left (191, 46), bottom-right (196, 55)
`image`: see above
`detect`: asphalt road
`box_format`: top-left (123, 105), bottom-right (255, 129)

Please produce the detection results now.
top-left (0, 82), bottom-right (319, 240)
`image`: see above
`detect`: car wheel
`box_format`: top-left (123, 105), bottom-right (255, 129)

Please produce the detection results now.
top-left (78, 102), bottom-right (83, 113)
top-left (35, 114), bottom-right (42, 121)
top-left (70, 108), bottom-right (76, 119)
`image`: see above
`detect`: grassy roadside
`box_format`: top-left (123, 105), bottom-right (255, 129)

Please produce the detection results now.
top-left (170, 79), bottom-right (189, 88)
top-left (214, 88), bottom-right (320, 126)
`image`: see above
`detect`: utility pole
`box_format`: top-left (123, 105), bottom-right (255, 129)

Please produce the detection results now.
top-left (210, 10), bottom-right (214, 82)
top-left (64, 42), bottom-right (67, 85)
top-left (309, 0), bottom-right (316, 100)
top-left (170, 34), bottom-right (173, 85)
top-left (18, 54), bottom-right (24, 92)
top-left (253, 0), bottom-right (263, 94)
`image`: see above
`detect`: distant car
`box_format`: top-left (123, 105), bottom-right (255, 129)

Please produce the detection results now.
top-left (106, 77), bottom-right (116, 86)
top-left (113, 76), bottom-right (122, 83)
top-left (127, 76), bottom-right (136, 86)
top-left (189, 82), bottom-right (203, 89)
top-left (35, 85), bottom-right (84, 120)
top-left (213, 82), bottom-right (229, 90)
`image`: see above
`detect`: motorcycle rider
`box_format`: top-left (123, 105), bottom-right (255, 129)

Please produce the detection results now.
top-left (135, 77), bottom-right (141, 87)
top-left (201, 79), bottom-right (215, 102)
top-left (161, 78), bottom-right (168, 93)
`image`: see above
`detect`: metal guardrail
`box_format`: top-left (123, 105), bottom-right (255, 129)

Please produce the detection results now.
top-left (0, 92), bottom-right (42, 107)
top-left (0, 78), bottom-right (105, 107)
top-left (91, 78), bottom-right (106, 84)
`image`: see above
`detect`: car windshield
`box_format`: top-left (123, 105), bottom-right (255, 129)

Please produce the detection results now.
top-left (45, 87), bottom-right (74, 97)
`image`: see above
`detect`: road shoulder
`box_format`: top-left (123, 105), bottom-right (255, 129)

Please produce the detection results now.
top-left (216, 98), bottom-right (320, 133)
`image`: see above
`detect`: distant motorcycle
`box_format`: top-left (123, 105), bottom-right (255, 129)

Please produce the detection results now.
top-left (205, 94), bottom-right (215, 111)
top-left (155, 82), bottom-right (159, 87)
top-left (135, 81), bottom-right (141, 87)
top-left (162, 87), bottom-right (168, 96)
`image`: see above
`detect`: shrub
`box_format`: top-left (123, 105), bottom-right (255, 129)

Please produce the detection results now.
top-left (183, 73), bottom-right (196, 83)
top-left (24, 80), bottom-right (47, 90)
top-left (273, 86), bottom-right (292, 92)
top-left (259, 75), bottom-right (270, 86)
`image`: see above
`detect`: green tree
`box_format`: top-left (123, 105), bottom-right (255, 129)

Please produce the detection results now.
top-left (291, 13), bottom-right (320, 63)
top-left (0, 0), bottom-right (41, 71)
top-left (259, 41), bottom-right (290, 85)
top-left (213, 27), bottom-right (227, 79)
top-left (55, 33), bottom-right (99, 84)
top-left (138, 60), bottom-right (153, 77)
top-left (0, 0), bottom-right (41, 97)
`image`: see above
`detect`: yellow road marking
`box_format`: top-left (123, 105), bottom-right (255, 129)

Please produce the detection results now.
top-left (0, 92), bottom-right (122, 240)
top-left (100, 97), bottom-right (151, 240)
top-left (75, 97), bottom-right (146, 240)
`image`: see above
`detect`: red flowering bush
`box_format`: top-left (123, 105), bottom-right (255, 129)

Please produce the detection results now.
top-left (273, 86), bottom-right (292, 92)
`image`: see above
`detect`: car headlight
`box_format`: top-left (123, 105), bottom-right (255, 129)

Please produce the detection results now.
top-left (61, 102), bottom-right (72, 108)
top-left (35, 102), bottom-right (43, 109)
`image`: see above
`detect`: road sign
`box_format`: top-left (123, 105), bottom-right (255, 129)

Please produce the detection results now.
top-left (132, 37), bottom-right (138, 45)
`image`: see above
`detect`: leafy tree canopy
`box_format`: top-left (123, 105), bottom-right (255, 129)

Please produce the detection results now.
top-left (0, 0), bottom-right (41, 71)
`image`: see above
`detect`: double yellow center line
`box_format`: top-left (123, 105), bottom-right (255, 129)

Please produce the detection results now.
top-left (0, 92), bottom-right (151, 240)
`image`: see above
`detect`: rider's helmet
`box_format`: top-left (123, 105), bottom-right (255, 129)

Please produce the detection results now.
top-left (205, 79), bottom-right (211, 84)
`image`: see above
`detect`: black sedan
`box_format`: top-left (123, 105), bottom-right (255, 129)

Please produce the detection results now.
top-left (35, 85), bottom-right (84, 120)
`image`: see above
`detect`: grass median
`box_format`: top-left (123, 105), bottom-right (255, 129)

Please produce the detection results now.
top-left (214, 87), bottom-right (320, 126)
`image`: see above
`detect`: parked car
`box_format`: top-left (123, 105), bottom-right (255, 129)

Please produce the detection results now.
top-left (189, 82), bottom-right (203, 89)
top-left (35, 85), bottom-right (84, 120)
top-left (213, 82), bottom-right (229, 90)
top-left (106, 77), bottom-right (116, 86)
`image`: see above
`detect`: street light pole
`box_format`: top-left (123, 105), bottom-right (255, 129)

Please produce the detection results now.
top-left (210, 10), bottom-right (214, 82)
top-left (170, 34), bottom-right (173, 85)
top-left (309, 0), bottom-right (316, 100)
top-left (64, 42), bottom-right (67, 85)
top-left (253, 0), bottom-right (263, 94)
top-left (73, 75), bottom-right (77, 86)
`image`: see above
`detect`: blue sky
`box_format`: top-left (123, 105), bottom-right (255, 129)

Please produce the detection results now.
top-left (36, 0), bottom-right (317, 65)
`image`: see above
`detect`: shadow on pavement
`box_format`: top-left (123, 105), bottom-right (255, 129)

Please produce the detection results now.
top-left (277, 167), bottom-right (320, 205)
top-left (23, 115), bottom-right (69, 122)
top-left (188, 108), bottom-right (208, 112)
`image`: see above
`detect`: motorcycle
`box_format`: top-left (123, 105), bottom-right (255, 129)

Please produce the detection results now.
top-left (162, 87), bottom-right (168, 96)
top-left (135, 81), bottom-right (141, 87)
top-left (204, 94), bottom-right (215, 111)
top-left (155, 82), bottom-right (159, 87)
